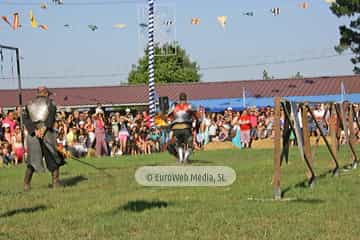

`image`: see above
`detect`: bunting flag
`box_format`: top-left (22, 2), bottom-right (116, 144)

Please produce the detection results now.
top-left (299, 2), bottom-right (309, 9)
top-left (217, 16), bottom-right (227, 29)
top-left (191, 18), bottom-right (200, 25)
top-left (12, 13), bottom-right (20, 30)
top-left (53, 0), bottom-right (64, 5)
top-left (163, 20), bottom-right (173, 26)
top-left (30, 10), bottom-right (38, 28)
top-left (40, 3), bottom-right (48, 9)
top-left (1, 16), bottom-right (12, 27)
top-left (88, 24), bottom-right (98, 31)
top-left (114, 23), bottom-right (126, 28)
top-left (243, 12), bottom-right (254, 16)
top-left (271, 8), bottom-right (280, 16)
top-left (39, 24), bottom-right (48, 30)
top-left (139, 23), bottom-right (148, 28)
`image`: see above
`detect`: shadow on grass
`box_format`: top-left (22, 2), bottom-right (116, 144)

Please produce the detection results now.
top-left (61, 175), bottom-right (88, 187)
top-left (282, 164), bottom-right (357, 197)
top-left (288, 198), bottom-right (325, 204)
top-left (120, 200), bottom-right (170, 212)
top-left (0, 205), bottom-right (47, 218)
top-left (190, 159), bottom-right (213, 164)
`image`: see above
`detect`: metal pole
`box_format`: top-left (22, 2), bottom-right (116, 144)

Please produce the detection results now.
top-left (0, 45), bottom-right (24, 146)
top-left (15, 48), bottom-right (24, 146)
top-left (147, 0), bottom-right (156, 127)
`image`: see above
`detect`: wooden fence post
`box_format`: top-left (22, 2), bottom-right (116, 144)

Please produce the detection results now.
top-left (273, 97), bottom-right (282, 200)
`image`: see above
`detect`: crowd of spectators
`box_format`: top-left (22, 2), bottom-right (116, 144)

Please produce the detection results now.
top-left (1, 103), bottom-right (359, 167)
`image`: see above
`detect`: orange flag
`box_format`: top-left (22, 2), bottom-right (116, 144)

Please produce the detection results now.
top-left (299, 2), bottom-right (309, 9)
top-left (1, 16), bottom-right (12, 27)
top-left (39, 24), bottom-right (48, 30)
top-left (12, 13), bottom-right (20, 30)
top-left (191, 18), bottom-right (200, 25)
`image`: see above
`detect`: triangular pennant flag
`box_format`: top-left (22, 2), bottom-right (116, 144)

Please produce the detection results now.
top-left (163, 20), bottom-right (173, 26)
top-left (40, 3), bottom-right (48, 9)
top-left (30, 10), bottom-right (38, 28)
top-left (12, 13), bottom-right (20, 30)
top-left (299, 2), bottom-right (309, 9)
top-left (53, 0), bottom-right (64, 5)
top-left (243, 12), bottom-right (254, 16)
top-left (88, 24), bottom-right (98, 31)
top-left (39, 24), bottom-right (48, 30)
top-left (191, 18), bottom-right (200, 25)
top-left (271, 8), bottom-right (280, 16)
top-left (217, 16), bottom-right (227, 29)
top-left (1, 16), bottom-right (12, 27)
top-left (114, 23), bottom-right (126, 29)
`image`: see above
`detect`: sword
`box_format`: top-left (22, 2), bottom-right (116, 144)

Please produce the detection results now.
top-left (40, 138), bottom-right (113, 178)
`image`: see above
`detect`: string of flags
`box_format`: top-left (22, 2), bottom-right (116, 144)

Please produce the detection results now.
top-left (0, 1), bottom-right (338, 32)
top-left (271, 8), bottom-right (280, 17)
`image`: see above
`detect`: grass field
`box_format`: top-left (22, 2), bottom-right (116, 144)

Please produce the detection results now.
top-left (1, 146), bottom-right (360, 240)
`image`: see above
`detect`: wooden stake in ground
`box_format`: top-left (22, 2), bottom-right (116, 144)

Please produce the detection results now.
top-left (301, 103), bottom-right (315, 186)
top-left (273, 97), bottom-right (282, 200)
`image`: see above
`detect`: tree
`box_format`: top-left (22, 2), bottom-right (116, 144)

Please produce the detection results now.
top-left (262, 69), bottom-right (274, 80)
top-left (330, 1), bottom-right (360, 73)
top-left (128, 43), bottom-right (201, 84)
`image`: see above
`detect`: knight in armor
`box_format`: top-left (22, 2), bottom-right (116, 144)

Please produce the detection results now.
top-left (167, 93), bottom-right (196, 163)
top-left (23, 86), bottom-right (65, 191)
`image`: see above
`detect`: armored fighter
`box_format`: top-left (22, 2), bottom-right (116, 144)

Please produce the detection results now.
top-left (167, 93), bottom-right (195, 163)
top-left (23, 86), bottom-right (65, 191)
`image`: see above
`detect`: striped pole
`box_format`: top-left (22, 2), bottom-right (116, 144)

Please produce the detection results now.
top-left (148, 0), bottom-right (156, 127)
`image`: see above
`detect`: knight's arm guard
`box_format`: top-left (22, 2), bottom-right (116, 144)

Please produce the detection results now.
top-left (22, 107), bottom-right (36, 136)
top-left (45, 101), bottom-right (56, 129)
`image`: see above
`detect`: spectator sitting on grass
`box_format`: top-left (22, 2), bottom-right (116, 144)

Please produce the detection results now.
top-left (2, 142), bottom-right (14, 165)
top-left (146, 127), bottom-right (160, 152)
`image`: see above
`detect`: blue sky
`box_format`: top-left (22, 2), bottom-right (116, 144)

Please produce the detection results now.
top-left (0, 0), bottom-right (354, 89)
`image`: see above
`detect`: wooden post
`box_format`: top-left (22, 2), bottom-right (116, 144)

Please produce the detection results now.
top-left (273, 97), bottom-right (282, 200)
top-left (347, 104), bottom-right (358, 168)
top-left (280, 102), bottom-right (291, 165)
top-left (301, 104), bottom-right (315, 186)
top-left (330, 104), bottom-right (338, 171)
top-left (307, 105), bottom-right (339, 175)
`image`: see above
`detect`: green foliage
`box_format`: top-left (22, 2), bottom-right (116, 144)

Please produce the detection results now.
top-left (128, 43), bottom-right (201, 84)
top-left (330, 1), bottom-right (360, 73)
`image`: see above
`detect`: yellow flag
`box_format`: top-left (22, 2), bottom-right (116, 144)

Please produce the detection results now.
top-left (30, 10), bottom-right (38, 28)
top-left (114, 23), bottom-right (126, 29)
top-left (217, 16), bottom-right (227, 29)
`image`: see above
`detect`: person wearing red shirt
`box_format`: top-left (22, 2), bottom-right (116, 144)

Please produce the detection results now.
top-left (239, 110), bottom-right (251, 148)
top-left (2, 111), bottom-right (16, 134)
top-left (249, 109), bottom-right (258, 147)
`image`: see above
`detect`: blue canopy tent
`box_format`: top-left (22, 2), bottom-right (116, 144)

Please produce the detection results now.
top-left (189, 93), bottom-right (360, 112)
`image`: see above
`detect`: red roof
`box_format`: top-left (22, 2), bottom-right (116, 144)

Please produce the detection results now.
top-left (0, 75), bottom-right (359, 108)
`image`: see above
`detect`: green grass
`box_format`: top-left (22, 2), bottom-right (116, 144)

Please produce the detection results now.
top-left (1, 146), bottom-right (360, 240)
